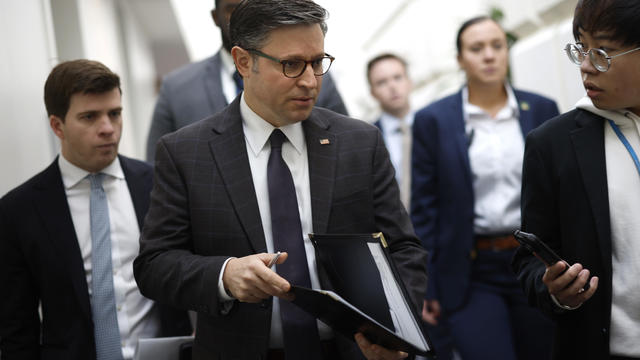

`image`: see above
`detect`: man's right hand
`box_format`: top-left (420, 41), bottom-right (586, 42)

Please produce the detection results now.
top-left (222, 252), bottom-right (290, 303)
top-left (422, 299), bottom-right (441, 325)
top-left (543, 261), bottom-right (599, 308)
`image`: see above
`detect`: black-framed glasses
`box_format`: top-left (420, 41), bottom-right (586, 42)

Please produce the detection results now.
top-left (564, 43), bottom-right (640, 72)
top-left (246, 48), bottom-right (335, 78)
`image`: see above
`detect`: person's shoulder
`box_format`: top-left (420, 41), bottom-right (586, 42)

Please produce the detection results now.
top-left (312, 107), bottom-right (378, 133)
top-left (529, 108), bottom-right (588, 139)
top-left (513, 88), bottom-right (557, 106)
top-left (162, 54), bottom-right (218, 87)
top-left (119, 155), bottom-right (152, 174)
top-left (415, 91), bottom-right (460, 117)
top-left (1, 161), bottom-right (58, 206)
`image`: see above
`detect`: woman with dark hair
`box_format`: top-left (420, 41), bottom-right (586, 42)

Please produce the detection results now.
top-left (512, 0), bottom-right (640, 359)
top-left (412, 16), bottom-right (559, 360)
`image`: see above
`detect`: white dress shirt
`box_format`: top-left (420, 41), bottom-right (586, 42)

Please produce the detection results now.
top-left (59, 155), bottom-right (160, 359)
top-left (463, 84), bottom-right (524, 235)
top-left (216, 94), bottom-right (332, 347)
top-left (378, 111), bottom-right (414, 207)
top-left (220, 49), bottom-right (240, 104)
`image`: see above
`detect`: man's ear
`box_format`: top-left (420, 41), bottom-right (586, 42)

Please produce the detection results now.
top-left (211, 9), bottom-right (220, 27)
top-left (231, 46), bottom-right (252, 78)
top-left (49, 115), bottom-right (65, 140)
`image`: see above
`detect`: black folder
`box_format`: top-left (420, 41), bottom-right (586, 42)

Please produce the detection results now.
top-left (287, 233), bottom-right (433, 357)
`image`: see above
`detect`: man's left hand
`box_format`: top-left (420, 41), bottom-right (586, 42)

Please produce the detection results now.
top-left (354, 333), bottom-right (408, 360)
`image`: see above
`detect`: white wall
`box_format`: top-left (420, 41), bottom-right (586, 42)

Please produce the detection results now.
top-left (0, 0), bottom-right (158, 196)
top-left (510, 19), bottom-right (585, 113)
top-left (0, 0), bottom-right (58, 196)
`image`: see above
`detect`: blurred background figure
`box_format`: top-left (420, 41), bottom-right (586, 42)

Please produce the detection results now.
top-left (411, 16), bottom-right (559, 360)
top-left (367, 53), bottom-right (413, 208)
top-left (145, 0), bottom-right (349, 162)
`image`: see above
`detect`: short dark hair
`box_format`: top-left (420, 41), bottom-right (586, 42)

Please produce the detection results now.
top-left (366, 53), bottom-right (408, 84)
top-left (573, 0), bottom-right (640, 47)
top-left (44, 59), bottom-right (121, 120)
top-left (456, 16), bottom-right (503, 54)
top-left (229, 0), bottom-right (327, 51)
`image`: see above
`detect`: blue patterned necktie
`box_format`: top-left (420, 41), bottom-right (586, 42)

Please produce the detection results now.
top-left (267, 129), bottom-right (322, 360)
top-left (88, 173), bottom-right (124, 360)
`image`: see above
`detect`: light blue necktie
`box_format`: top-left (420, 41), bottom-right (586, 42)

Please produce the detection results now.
top-left (89, 173), bottom-right (124, 360)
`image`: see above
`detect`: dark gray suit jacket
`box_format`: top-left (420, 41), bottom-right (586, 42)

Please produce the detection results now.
top-left (134, 98), bottom-right (428, 359)
top-left (0, 155), bottom-right (191, 360)
top-left (146, 50), bottom-right (349, 162)
top-left (512, 109), bottom-right (614, 359)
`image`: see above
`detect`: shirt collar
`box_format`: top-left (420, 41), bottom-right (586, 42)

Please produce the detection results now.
top-left (379, 111), bottom-right (414, 134)
top-left (58, 154), bottom-right (124, 189)
top-left (462, 82), bottom-right (519, 120)
top-left (240, 93), bottom-right (305, 157)
top-left (219, 48), bottom-right (237, 76)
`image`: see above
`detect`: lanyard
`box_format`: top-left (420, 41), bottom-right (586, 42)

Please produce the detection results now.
top-left (608, 119), bottom-right (640, 177)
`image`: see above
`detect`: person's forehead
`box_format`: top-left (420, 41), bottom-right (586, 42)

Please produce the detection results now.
top-left (370, 59), bottom-right (405, 76)
top-left (261, 24), bottom-right (324, 52)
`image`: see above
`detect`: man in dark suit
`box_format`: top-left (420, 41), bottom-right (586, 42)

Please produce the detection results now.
top-left (512, 1), bottom-right (640, 359)
top-left (133, 1), bottom-right (427, 359)
top-left (145, 0), bottom-right (349, 162)
top-left (368, 53), bottom-right (414, 209)
top-left (0, 60), bottom-right (191, 360)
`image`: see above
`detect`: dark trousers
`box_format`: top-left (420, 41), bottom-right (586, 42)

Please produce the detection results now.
top-left (445, 249), bottom-right (554, 360)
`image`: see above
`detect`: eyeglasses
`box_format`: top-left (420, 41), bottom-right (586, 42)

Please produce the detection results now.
top-left (246, 49), bottom-right (335, 78)
top-left (565, 43), bottom-right (640, 72)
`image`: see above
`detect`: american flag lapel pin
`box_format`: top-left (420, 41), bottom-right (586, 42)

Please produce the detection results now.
top-left (320, 138), bottom-right (330, 145)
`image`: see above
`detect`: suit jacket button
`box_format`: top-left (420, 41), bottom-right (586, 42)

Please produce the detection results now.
top-left (261, 300), bottom-right (269, 309)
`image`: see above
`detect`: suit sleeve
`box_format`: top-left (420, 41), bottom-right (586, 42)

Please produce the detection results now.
top-left (316, 72), bottom-right (349, 116)
top-left (410, 109), bottom-right (440, 301)
top-left (512, 128), bottom-right (562, 317)
top-left (0, 199), bottom-right (40, 359)
top-left (134, 138), bottom-right (229, 317)
top-left (146, 81), bottom-right (177, 163)
top-left (371, 127), bottom-right (428, 312)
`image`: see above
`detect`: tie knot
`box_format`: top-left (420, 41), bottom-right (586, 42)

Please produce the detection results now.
top-left (88, 173), bottom-right (105, 190)
top-left (269, 129), bottom-right (287, 150)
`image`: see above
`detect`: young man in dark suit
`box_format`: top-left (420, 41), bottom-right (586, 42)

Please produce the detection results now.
top-left (0, 60), bottom-right (191, 360)
top-left (512, 0), bottom-right (640, 359)
top-left (133, 1), bottom-right (428, 359)
top-left (145, 0), bottom-right (349, 162)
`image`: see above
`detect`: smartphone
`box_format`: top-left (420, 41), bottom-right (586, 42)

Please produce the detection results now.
top-left (514, 230), bottom-right (590, 291)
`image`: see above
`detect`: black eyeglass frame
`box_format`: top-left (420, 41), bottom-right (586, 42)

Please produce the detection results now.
top-left (245, 48), bottom-right (335, 78)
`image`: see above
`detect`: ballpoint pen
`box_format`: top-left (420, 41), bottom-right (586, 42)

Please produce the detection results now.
top-left (267, 251), bottom-right (281, 268)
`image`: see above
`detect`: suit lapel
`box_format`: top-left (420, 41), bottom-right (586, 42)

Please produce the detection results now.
top-left (35, 160), bottom-right (93, 320)
top-left (450, 91), bottom-right (474, 190)
top-left (118, 156), bottom-right (151, 230)
top-left (303, 113), bottom-right (337, 234)
top-left (514, 91), bottom-right (536, 136)
top-left (209, 100), bottom-right (267, 253)
top-left (570, 110), bottom-right (612, 273)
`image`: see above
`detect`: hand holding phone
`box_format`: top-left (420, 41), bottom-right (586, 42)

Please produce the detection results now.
top-left (514, 230), bottom-right (590, 292)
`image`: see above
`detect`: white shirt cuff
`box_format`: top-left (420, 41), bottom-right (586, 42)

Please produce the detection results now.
top-left (550, 293), bottom-right (582, 310)
top-left (217, 257), bottom-right (236, 302)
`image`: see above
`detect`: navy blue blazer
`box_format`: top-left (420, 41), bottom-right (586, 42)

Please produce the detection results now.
top-left (0, 155), bottom-right (191, 360)
top-left (411, 88), bottom-right (559, 312)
